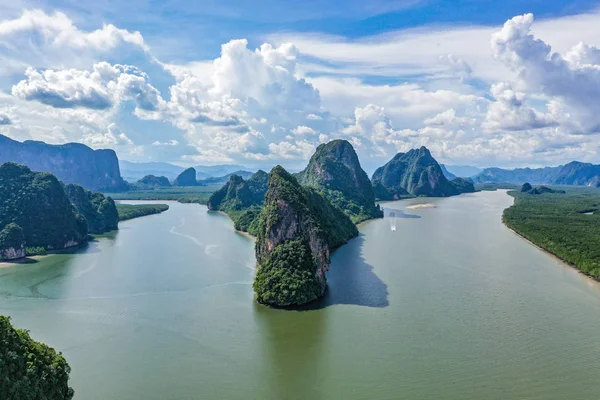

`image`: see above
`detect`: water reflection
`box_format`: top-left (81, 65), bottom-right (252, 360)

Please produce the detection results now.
top-left (300, 235), bottom-right (389, 310)
top-left (254, 304), bottom-right (327, 400)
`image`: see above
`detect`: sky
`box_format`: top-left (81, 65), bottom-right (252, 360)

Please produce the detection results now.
top-left (1, 0), bottom-right (600, 172)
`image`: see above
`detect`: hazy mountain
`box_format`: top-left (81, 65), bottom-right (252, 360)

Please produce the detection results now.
top-left (194, 164), bottom-right (255, 179)
top-left (173, 167), bottom-right (199, 186)
top-left (0, 134), bottom-right (127, 191)
top-left (119, 161), bottom-right (185, 181)
top-left (472, 162), bottom-right (600, 187)
top-left (443, 165), bottom-right (482, 178)
top-left (197, 170), bottom-right (254, 185)
top-left (440, 164), bottom-right (457, 180)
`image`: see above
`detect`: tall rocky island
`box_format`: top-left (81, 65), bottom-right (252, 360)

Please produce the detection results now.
top-left (372, 146), bottom-right (475, 199)
top-left (0, 315), bottom-right (74, 399)
top-left (0, 134), bottom-right (128, 191)
top-left (0, 162), bottom-right (119, 261)
top-left (253, 166), bottom-right (358, 307)
top-left (297, 139), bottom-right (382, 223)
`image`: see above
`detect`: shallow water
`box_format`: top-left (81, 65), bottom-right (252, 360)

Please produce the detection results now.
top-left (1, 192), bottom-right (600, 400)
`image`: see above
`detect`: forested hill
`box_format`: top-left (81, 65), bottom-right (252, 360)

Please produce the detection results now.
top-left (0, 162), bottom-right (119, 260)
top-left (0, 134), bottom-right (128, 191)
top-left (297, 139), bottom-right (382, 223)
top-left (371, 146), bottom-right (475, 199)
top-left (253, 166), bottom-right (358, 307)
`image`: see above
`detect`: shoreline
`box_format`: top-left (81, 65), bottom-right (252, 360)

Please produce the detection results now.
top-left (502, 194), bottom-right (600, 285)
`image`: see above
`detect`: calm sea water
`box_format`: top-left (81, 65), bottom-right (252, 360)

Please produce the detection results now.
top-left (1, 191), bottom-right (600, 400)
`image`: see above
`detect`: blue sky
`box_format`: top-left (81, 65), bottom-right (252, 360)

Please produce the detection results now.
top-left (1, 0), bottom-right (600, 170)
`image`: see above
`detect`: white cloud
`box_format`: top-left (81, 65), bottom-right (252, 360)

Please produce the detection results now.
top-left (81, 123), bottom-right (134, 147)
top-left (491, 13), bottom-right (600, 133)
top-left (152, 140), bottom-right (179, 146)
top-left (12, 62), bottom-right (165, 112)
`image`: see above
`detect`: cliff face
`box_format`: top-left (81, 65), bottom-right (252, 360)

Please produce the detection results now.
top-left (372, 147), bottom-right (462, 199)
top-left (173, 167), bottom-right (198, 186)
top-left (207, 170), bottom-right (268, 211)
top-left (0, 223), bottom-right (26, 260)
top-left (65, 184), bottom-right (119, 234)
top-left (0, 163), bottom-right (87, 250)
top-left (0, 134), bottom-right (128, 191)
top-left (297, 140), bottom-right (382, 223)
top-left (253, 166), bottom-right (357, 307)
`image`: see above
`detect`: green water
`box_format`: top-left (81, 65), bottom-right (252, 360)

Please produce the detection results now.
top-left (1, 191), bottom-right (600, 400)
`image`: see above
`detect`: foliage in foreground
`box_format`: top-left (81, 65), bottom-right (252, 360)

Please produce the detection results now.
top-left (503, 187), bottom-right (600, 278)
top-left (0, 315), bottom-right (74, 400)
top-left (116, 204), bottom-right (170, 221)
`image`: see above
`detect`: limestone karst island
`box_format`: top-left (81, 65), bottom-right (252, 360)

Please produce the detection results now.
top-left (2, 2), bottom-right (600, 399)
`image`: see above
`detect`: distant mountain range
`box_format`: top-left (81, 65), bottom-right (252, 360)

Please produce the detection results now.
top-left (472, 162), bottom-right (600, 187)
top-left (0, 134), bottom-right (127, 191)
top-left (119, 160), bottom-right (254, 181)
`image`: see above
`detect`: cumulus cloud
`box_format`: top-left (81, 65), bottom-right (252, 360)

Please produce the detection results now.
top-left (81, 123), bottom-right (134, 147)
top-left (152, 140), bottom-right (179, 146)
top-left (12, 62), bottom-right (165, 111)
top-left (492, 13), bottom-right (600, 133)
top-left (0, 113), bottom-right (11, 125)
top-left (483, 82), bottom-right (557, 131)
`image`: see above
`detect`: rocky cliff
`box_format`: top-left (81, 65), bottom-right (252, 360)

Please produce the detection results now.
top-left (253, 166), bottom-right (357, 307)
top-left (207, 170), bottom-right (268, 211)
top-left (297, 139), bottom-right (382, 223)
top-left (0, 162), bottom-right (87, 251)
top-left (65, 184), bottom-right (119, 234)
top-left (372, 147), bottom-right (462, 199)
top-left (172, 167), bottom-right (198, 186)
top-left (0, 223), bottom-right (26, 260)
top-left (0, 134), bottom-right (128, 191)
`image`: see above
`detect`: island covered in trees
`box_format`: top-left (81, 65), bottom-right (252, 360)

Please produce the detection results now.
top-left (0, 162), bottom-right (169, 262)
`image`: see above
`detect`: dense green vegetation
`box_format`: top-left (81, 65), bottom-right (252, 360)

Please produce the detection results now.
top-left (503, 187), bottom-right (600, 279)
top-left (0, 162), bottom-right (87, 250)
top-left (65, 184), bottom-right (119, 233)
top-left (297, 140), bottom-right (382, 223)
top-left (207, 171), bottom-right (269, 233)
top-left (372, 146), bottom-right (472, 199)
top-left (254, 166), bottom-right (358, 306)
top-left (116, 204), bottom-right (170, 221)
top-left (104, 186), bottom-right (218, 204)
top-left (0, 223), bottom-right (25, 260)
top-left (207, 171), bottom-right (268, 212)
top-left (0, 315), bottom-right (74, 399)
top-left (253, 238), bottom-right (322, 306)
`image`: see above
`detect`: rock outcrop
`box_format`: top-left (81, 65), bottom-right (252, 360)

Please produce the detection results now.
top-left (0, 162), bottom-right (87, 252)
top-left (372, 147), bottom-right (463, 199)
top-left (0, 223), bottom-right (26, 260)
top-left (297, 139), bottom-right (382, 223)
top-left (172, 167), bottom-right (198, 186)
top-left (207, 170), bottom-right (268, 212)
top-left (0, 134), bottom-right (128, 191)
top-left (253, 166), bottom-right (358, 307)
top-left (65, 184), bottom-right (119, 234)
top-left (135, 175), bottom-right (171, 189)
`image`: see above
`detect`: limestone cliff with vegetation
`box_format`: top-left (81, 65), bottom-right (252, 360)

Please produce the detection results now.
top-left (0, 162), bottom-right (87, 252)
top-left (297, 139), bottom-right (382, 223)
top-left (65, 184), bottom-right (119, 234)
top-left (253, 166), bottom-right (358, 307)
top-left (372, 146), bottom-right (474, 199)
